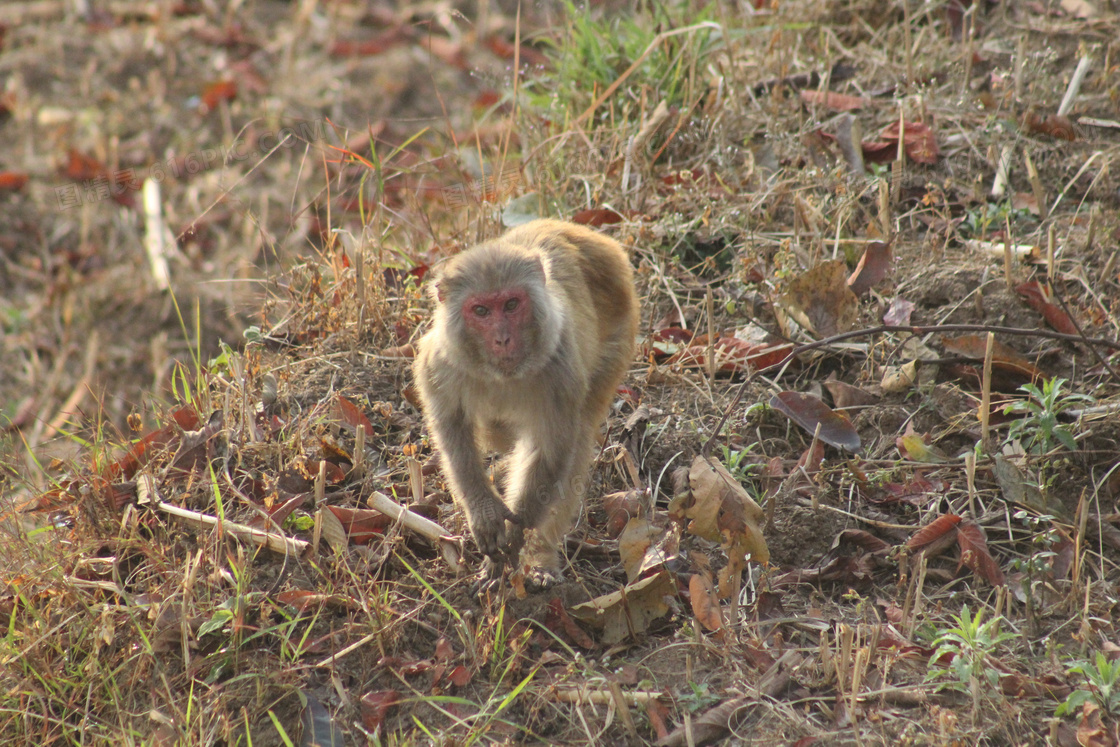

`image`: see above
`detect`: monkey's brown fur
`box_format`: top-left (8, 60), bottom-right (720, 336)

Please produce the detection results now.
top-left (414, 220), bottom-right (639, 588)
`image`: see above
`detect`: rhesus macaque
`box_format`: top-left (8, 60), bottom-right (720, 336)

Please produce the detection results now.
top-left (414, 219), bottom-right (639, 589)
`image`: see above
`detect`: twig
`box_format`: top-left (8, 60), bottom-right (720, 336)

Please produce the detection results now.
top-left (701, 322), bottom-right (1120, 456)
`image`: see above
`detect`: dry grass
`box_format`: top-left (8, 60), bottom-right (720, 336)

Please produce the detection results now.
top-left (2, 0), bottom-right (1120, 744)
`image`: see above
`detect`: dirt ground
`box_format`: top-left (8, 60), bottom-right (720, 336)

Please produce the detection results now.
top-left (2, 0), bottom-right (1120, 744)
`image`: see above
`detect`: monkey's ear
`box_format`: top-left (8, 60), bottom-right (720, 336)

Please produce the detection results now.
top-left (434, 280), bottom-right (445, 303)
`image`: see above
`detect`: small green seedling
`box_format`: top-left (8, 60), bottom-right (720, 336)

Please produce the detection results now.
top-left (1004, 377), bottom-right (1092, 454)
top-left (1057, 653), bottom-right (1120, 717)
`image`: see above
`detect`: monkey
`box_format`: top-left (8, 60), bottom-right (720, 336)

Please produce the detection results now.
top-left (413, 219), bottom-right (639, 589)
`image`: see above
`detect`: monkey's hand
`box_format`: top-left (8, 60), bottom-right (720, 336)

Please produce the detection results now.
top-left (465, 496), bottom-right (520, 560)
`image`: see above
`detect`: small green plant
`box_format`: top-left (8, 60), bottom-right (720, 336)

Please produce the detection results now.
top-left (1057, 653), bottom-right (1120, 717)
top-left (680, 682), bottom-right (720, 713)
top-left (959, 200), bottom-right (1037, 239)
top-left (720, 444), bottom-right (757, 482)
top-left (925, 605), bottom-right (1016, 718)
top-left (1003, 377), bottom-right (1092, 454)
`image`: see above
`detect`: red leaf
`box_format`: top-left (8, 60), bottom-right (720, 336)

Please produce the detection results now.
top-left (1015, 281), bottom-right (1078, 336)
top-left (957, 520), bottom-right (1006, 586)
top-left (199, 80), bottom-right (237, 113)
top-left (336, 394), bottom-right (374, 436)
top-left (906, 514), bottom-right (961, 552)
top-left (880, 120), bottom-right (940, 164)
top-left (571, 208), bottom-right (625, 227)
top-left (359, 691), bottom-right (399, 731)
top-left (325, 506), bottom-right (390, 544)
top-left (1023, 111), bottom-right (1078, 141)
top-left (0, 171), bottom-right (29, 191)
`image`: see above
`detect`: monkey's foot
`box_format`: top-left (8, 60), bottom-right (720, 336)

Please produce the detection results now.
top-left (472, 557), bottom-right (506, 595)
top-left (524, 566), bottom-right (563, 592)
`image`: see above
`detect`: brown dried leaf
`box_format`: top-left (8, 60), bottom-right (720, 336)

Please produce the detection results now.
top-left (823, 377), bottom-right (880, 409)
top-left (847, 240), bottom-right (892, 296)
top-left (569, 571), bottom-right (675, 644)
top-left (956, 520), bottom-right (1006, 586)
top-left (770, 391), bottom-right (862, 452)
top-left (906, 514), bottom-right (962, 553)
top-left (1015, 281), bottom-right (1079, 336)
top-left (689, 574), bottom-right (723, 633)
top-left (686, 457), bottom-right (769, 565)
top-left (940, 334), bottom-right (1044, 381)
top-left (799, 89), bottom-right (869, 111)
top-left (780, 260), bottom-right (859, 338)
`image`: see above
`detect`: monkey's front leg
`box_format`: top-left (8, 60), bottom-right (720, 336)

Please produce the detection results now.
top-left (432, 408), bottom-right (519, 563)
top-left (505, 426), bottom-right (585, 590)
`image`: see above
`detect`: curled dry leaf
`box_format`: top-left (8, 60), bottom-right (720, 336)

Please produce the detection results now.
top-left (770, 391), bottom-right (862, 452)
top-left (881, 360), bottom-right (918, 392)
top-left (681, 457), bottom-right (769, 564)
top-left (779, 260), bottom-right (860, 338)
top-left (619, 515), bottom-right (661, 582)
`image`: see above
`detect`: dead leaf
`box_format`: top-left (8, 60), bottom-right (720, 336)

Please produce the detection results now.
top-left (545, 597), bottom-right (595, 649)
top-left (906, 514), bottom-right (962, 555)
top-left (0, 171), bottom-right (28, 190)
top-left (940, 334), bottom-right (1044, 382)
top-left (847, 240), bottom-right (892, 296)
top-left (336, 394), bottom-right (375, 436)
top-left (992, 455), bottom-right (1066, 518)
top-left (880, 119), bottom-right (940, 164)
top-left (881, 360), bottom-right (919, 392)
top-left (1023, 111), bottom-right (1078, 141)
top-left (571, 207), bottom-right (626, 227)
top-left (780, 260), bottom-right (860, 338)
top-left (199, 79), bottom-right (237, 113)
top-left (883, 297), bottom-right (915, 326)
top-left (824, 377), bottom-right (879, 409)
top-left (324, 505), bottom-right (389, 545)
top-left (689, 574), bottom-right (723, 633)
top-left (619, 516), bottom-right (661, 582)
top-left (1077, 702), bottom-right (1113, 747)
top-left (1015, 281), bottom-right (1078, 336)
top-left (956, 520), bottom-right (1005, 586)
top-left (569, 571), bottom-right (675, 644)
top-left (770, 391), bottom-right (862, 452)
top-left (799, 89), bottom-right (869, 111)
top-left (359, 691), bottom-right (400, 732)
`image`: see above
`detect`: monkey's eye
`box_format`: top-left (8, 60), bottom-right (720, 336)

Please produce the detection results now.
top-left (503, 298), bottom-right (520, 312)
top-left (472, 305), bottom-right (489, 317)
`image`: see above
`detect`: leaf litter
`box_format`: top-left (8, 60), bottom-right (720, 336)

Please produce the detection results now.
top-left (1, 0), bottom-right (1120, 744)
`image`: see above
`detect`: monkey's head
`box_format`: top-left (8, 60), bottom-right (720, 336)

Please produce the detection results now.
top-left (434, 241), bottom-right (561, 379)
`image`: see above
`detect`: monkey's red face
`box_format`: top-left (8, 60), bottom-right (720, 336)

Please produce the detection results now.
top-left (461, 288), bottom-right (533, 373)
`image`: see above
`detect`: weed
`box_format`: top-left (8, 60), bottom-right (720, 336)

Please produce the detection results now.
top-left (1003, 377), bottom-right (1092, 454)
top-left (532, 1), bottom-right (721, 116)
top-left (1057, 653), bottom-right (1120, 717)
top-left (925, 605), bottom-right (1016, 718)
